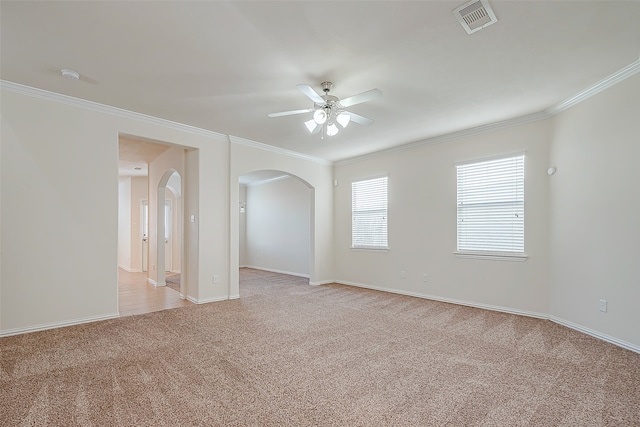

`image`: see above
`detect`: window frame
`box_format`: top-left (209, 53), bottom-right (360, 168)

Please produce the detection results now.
top-left (351, 175), bottom-right (389, 251)
top-left (455, 153), bottom-right (527, 262)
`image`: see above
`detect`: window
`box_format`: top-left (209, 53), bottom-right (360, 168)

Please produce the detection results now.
top-left (352, 176), bottom-right (388, 249)
top-left (456, 154), bottom-right (525, 258)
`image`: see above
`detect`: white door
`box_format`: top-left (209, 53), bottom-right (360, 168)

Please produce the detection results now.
top-left (165, 200), bottom-right (172, 272)
top-left (141, 200), bottom-right (149, 272)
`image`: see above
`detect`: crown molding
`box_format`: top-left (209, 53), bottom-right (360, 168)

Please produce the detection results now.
top-left (0, 80), bottom-right (229, 142)
top-left (547, 59), bottom-right (640, 116)
top-left (335, 110), bottom-right (550, 166)
top-left (336, 59), bottom-right (640, 166)
top-left (228, 135), bottom-right (332, 166)
top-left (4, 58), bottom-right (639, 169)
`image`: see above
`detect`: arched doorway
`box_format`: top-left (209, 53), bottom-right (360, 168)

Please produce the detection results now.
top-left (237, 170), bottom-right (315, 295)
top-left (156, 169), bottom-right (183, 295)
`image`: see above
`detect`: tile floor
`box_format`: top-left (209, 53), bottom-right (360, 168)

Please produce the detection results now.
top-left (118, 269), bottom-right (191, 317)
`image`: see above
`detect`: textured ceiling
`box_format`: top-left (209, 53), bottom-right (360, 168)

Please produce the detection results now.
top-left (2, 1), bottom-right (639, 162)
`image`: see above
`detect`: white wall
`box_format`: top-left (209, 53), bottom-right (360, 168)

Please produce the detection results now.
top-left (333, 120), bottom-right (552, 316)
top-left (0, 85), bottom-right (230, 334)
top-left (117, 177), bottom-right (132, 270)
top-left (549, 73), bottom-right (640, 347)
top-left (129, 176), bottom-right (148, 272)
top-left (148, 147), bottom-right (183, 285)
top-left (245, 177), bottom-right (311, 277)
top-left (239, 184), bottom-right (247, 266)
top-left (229, 139), bottom-right (334, 299)
top-left (2, 73), bottom-right (638, 351)
top-left (1, 89), bottom-right (120, 331)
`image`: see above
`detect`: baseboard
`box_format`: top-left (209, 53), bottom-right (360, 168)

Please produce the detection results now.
top-left (0, 313), bottom-right (120, 337)
top-left (147, 278), bottom-right (166, 287)
top-left (118, 265), bottom-right (141, 273)
top-left (229, 294), bottom-right (240, 300)
top-left (549, 316), bottom-right (640, 354)
top-left (337, 280), bottom-right (547, 319)
top-left (242, 265), bottom-right (309, 279)
top-left (171, 269), bottom-right (181, 274)
top-left (336, 280), bottom-right (640, 354)
top-left (186, 295), bottom-right (229, 304)
top-left (309, 279), bottom-right (335, 286)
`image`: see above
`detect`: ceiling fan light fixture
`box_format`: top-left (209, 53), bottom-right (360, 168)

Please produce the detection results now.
top-left (337, 112), bottom-right (350, 128)
top-left (327, 123), bottom-right (339, 137)
top-left (304, 119), bottom-right (318, 133)
top-left (313, 109), bottom-right (327, 124)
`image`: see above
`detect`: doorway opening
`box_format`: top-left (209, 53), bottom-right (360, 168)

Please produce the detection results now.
top-left (238, 170), bottom-right (314, 297)
top-left (157, 169), bottom-right (183, 295)
top-left (117, 134), bottom-right (191, 316)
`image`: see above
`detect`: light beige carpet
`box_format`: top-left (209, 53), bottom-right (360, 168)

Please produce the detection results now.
top-left (1, 268), bottom-right (639, 426)
top-left (164, 273), bottom-right (181, 293)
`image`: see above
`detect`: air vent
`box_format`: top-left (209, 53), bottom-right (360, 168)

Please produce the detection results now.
top-left (453, 0), bottom-right (498, 34)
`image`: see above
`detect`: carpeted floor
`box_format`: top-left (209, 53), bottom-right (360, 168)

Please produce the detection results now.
top-left (164, 273), bottom-right (181, 293)
top-left (1, 268), bottom-right (639, 426)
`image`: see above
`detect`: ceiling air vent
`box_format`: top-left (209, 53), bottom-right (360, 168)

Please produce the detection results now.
top-left (453, 0), bottom-right (498, 34)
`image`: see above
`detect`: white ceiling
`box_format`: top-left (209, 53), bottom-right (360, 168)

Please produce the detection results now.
top-left (118, 135), bottom-right (172, 177)
top-left (2, 1), bottom-right (639, 162)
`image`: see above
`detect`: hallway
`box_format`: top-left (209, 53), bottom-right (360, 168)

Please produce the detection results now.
top-left (118, 268), bottom-right (191, 317)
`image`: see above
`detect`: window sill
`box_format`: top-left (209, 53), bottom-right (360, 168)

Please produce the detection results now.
top-left (351, 247), bottom-right (390, 253)
top-left (454, 251), bottom-right (528, 262)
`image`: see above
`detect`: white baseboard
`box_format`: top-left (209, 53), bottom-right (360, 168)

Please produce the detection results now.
top-left (337, 280), bottom-right (547, 319)
top-left (186, 295), bottom-right (229, 304)
top-left (171, 269), bottom-right (181, 274)
top-left (242, 265), bottom-right (309, 279)
top-left (229, 294), bottom-right (240, 300)
top-left (335, 280), bottom-right (639, 354)
top-left (0, 313), bottom-right (120, 337)
top-left (147, 278), bottom-right (166, 287)
top-left (549, 316), bottom-right (640, 354)
top-left (309, 279), bottom-right (335, 286)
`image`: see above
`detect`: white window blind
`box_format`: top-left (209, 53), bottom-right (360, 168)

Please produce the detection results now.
top-left (352, 176), bottom-right (388, 249)
top-left (456, 154), bottom-right (524, 254)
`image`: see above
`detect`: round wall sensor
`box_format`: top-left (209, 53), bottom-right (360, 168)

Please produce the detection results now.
top-left (61, 69), bottom-right (80, 80)
top-left (547, 167), bottom-right (557, 175)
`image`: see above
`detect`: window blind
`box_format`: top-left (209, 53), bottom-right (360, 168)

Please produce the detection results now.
top-left (456, 154), bottom-right (524, 254)
top-left (352, 176), bottom-right (388, 249)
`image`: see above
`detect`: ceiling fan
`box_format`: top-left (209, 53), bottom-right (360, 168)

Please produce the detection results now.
top-left (268, 82), bottom-right (382, 139)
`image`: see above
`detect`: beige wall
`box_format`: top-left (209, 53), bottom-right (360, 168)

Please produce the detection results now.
top-left (549, 73), bottom-right (640, 347)
top-left (148, 147), bottom-right (183, 285)
top-left (333, 120), bottom-right (552, 316)
top-left (1, 90), bottom-right (120, 332)
top-left (245, 176), bottom-right (311, 277)
top-left (0, 86), bottom-right (229, 333)
top-left (118, 177), bottom-right (132, 270)
top-left (229, 139), bottom-right (334, 299)
top-left (239, 184), bottom-right (247, 267)
top-left (129, 176), bottom-right (148, 272)
top-left (1, 73), bottom-right (639, 351)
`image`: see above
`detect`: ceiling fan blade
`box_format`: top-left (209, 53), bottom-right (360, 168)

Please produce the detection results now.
top-left (268, 108), bottom-right (313, 118)
top-left (297, 84), bottom-right (325, 104)
top-left (347, 112), bottom-right (375, 126)
top-left (340, 88), bottom-right (382, 108)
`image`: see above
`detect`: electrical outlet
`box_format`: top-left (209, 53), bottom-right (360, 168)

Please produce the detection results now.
top-left (599, 299), bottom-right (607, 313)
top-left (213, 275), bottom-right (219, 284)
top-left (422, 274), bottom-right (428, 282)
